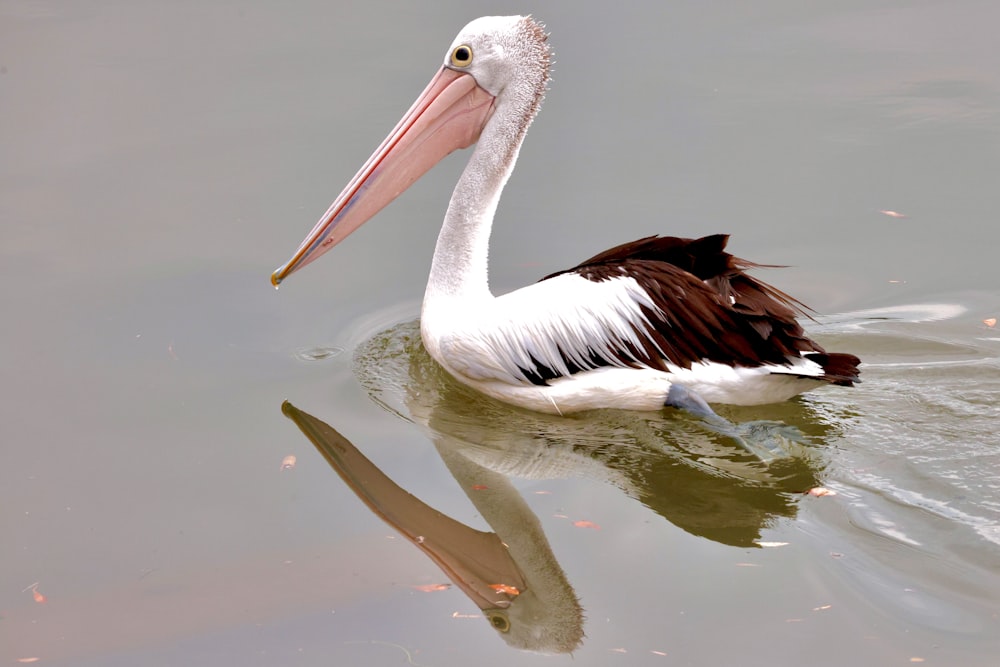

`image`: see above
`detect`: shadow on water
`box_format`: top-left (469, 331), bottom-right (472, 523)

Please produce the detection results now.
top-left (279, 320), bottom-right (850, 654)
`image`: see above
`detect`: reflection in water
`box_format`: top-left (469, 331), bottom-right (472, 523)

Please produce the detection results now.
top-left (356, 321), bottom-right (839, 548)
top-left (280, 321), bottom-right (846, 654)
top-left (283, 402), bottom-right (584, 653)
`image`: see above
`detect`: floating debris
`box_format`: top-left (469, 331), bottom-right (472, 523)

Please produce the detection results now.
top-left (984, 318), bottom-right (997, 328)
top-left (470, 484), bottom-right (489, 490)
top-left (489, 583), bottom-right (520, 596)
top-left (295, 346), bottom-right (344, 362)
top-left (572, 520), bottom-right (601, 530)
top-left (280, 455), bottom-right (297, 471)
top-left (807, 487), bottom-right (837, 497)
top-left (22, 582), bottom-right (46, 603)
top-left (879, 209), bottom-right (907, 218)
top-left (411, 583), bottom-right (450, 592)
top-left (756, 541), bottom-right (790, 548)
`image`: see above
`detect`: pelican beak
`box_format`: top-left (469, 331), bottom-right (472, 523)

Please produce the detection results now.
top-left (271, 67), bottom-right (495, 286)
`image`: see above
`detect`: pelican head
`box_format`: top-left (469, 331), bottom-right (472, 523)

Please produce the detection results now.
top-left (271, 16), bottom-right (551, 286)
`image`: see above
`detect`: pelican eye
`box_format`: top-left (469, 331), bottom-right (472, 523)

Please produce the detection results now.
top-left (487, 612), bottom-right (510, 633)
top-left (450, 44), bottom-right (473, 67)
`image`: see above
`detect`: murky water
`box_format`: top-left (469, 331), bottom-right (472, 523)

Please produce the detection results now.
top-left (3, 1), bottom-right (999, 665)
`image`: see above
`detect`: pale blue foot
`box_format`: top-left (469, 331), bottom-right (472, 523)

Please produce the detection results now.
top-left (665, 384), bottom-right (800, 462)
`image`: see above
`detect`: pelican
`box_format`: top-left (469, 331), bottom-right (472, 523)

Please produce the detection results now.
top-left (272, 15), bottom-right (860, 415)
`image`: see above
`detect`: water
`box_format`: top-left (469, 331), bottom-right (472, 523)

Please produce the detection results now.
top-left (2, 1), bottom-right (999, 665)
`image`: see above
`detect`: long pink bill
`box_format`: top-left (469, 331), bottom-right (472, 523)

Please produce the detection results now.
top-left (271, 67), bottom-right (495, 286)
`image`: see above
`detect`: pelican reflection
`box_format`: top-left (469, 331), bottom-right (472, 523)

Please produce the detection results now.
top-left (279, 322), bottom-right (843, 653)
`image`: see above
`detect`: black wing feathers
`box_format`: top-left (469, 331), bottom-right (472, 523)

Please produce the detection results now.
top-left (535, 234), bottom-right (860, 386)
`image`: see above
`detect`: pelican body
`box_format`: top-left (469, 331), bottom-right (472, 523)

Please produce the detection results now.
top-left (272, 16), bottom-right (860, 414)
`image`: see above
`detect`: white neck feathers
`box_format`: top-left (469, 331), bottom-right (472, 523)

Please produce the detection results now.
top-left (423, 17), bottom-right (550, 306)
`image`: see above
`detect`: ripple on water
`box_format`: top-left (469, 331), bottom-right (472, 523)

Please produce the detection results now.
top-left (807, 305), bottom-right (1000, 611)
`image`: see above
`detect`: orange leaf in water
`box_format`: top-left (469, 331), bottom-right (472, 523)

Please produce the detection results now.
top-left (572, 520), bottom-right (601, 530)
top-left (489, 583), bottom-right (520, 596)
top-left (984, 318), bottom-right (997, 328)
top-left (32, 588), bottom-right (46, 604)
top-left (411, 583), bottom-right (450, 592)
top-left (280, 455), bottom-right (296, 471)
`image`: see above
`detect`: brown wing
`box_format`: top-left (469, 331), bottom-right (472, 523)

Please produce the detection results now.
top-left (537, 234), bottom-right (859, 385)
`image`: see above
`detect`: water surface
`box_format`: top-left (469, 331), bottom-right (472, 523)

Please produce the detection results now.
top-left (2, 1), bottom-right (999, 665)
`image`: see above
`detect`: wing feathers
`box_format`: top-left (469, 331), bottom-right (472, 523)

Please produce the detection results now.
top-left (444, 235), bottom-right (860, 389)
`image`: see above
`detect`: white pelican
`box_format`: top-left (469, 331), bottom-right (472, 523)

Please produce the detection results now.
top-left (272, 15), bottom-right (860, 415)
